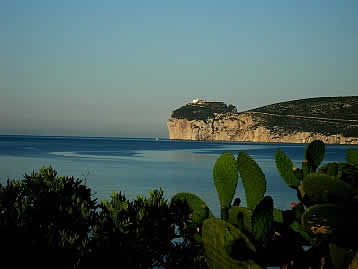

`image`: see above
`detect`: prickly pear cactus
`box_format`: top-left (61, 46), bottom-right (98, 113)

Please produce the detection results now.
top-left (213, 153), bottom-right (238, 210)
top-left (251, 196), bottom-right (273, 245)
top-left (237, 152), bottom-right (266, 210)
top-left (301, 204), bottom-right (355, 241)
top-left (191, 205), bottom-right (210, 225)
top-left (302, 173), bottom-right (356, 203)
top-left (318, 162), bottom-right (339, 176)
top-left (171, 192), bottom-right (213, 226)
top-left (304, 140), bottom-right (325, 172)
top-left (227, 206), bottom-right (252, 233)
top-left (349, 251), bottom-right (358, 269)
top-left (329, 243), bottom-right (356, 269)
top-left (275, 149), bottom-right (300, 188)
top-left (346, 148), bottom-right (358, 167)
top-left (201, 218), bottom-right (261, 269)
top-left (171, 192), bottom-right (212, 215)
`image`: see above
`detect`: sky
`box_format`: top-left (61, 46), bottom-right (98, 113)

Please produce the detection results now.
top-left (1, 1), bottom-right (357, 138)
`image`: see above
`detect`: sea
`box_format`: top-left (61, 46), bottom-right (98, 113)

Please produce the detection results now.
top-left (0, 135), bottom-right (356, 217)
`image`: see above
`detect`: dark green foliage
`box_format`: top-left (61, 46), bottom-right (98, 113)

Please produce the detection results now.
top-left (171, 102), bottom-right (237, 121)
top-left (301, 204), bottom-right (358, 244)
top-left (346, 148), bottom-right (358, 167)
top-left (0, 167), bottom-right (97, 268)
top-left (273, 208), bottom-right (284, 223)
top-left (289, 221), bottom-right (313, 244)
top-left (248, 96), bottom-right (358, 137)
top-left (337, 163), bottom-right (358, 188)
top-left (228, 206), bottom-right (252, 233)
top-left (201, 218), bottom-right (260, 269)
top-left (213, 152), bottom-right (238, 209)
top-left (275, 149), bottom-right (300, 188)
top-left (251, 196), bottom-right (273, 245)
top-left (237, 152), bottom-right (266, 210)
top-left (171, 192), bottom-right (213, 219)
top-left (318, 162), bottom-right (339, 176)
top-left (88, 189), bottom-right (203, 268)
top-left (192, 205), bottom-right (210, 225)
top-left (292, 203), bottom-right (305, 220)
top-left (302, 173), bottom-right (356, 203)
top-left (350, 251), bottom-right (358, 269)
top-left (301, 161), bottom-right (311, 177)
top-left (304, 140), bottom-right (325, 171)
top-left (319, 162), bottom-right (358, 188)
top-left (329, 243), bottom-right (356, 269)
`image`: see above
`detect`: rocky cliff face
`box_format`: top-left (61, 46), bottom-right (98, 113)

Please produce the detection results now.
top-left (168, 97), bottom-right (358, 144)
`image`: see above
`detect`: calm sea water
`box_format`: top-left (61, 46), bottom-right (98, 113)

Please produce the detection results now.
top-left (0, 135), bottom-right (356, 217)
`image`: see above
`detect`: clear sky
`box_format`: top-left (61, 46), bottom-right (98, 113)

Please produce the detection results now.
top-left (1, 1), bottom-right (357, 137)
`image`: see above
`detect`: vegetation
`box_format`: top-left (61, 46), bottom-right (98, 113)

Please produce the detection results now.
top-left (249, 96), bottom-right (358, 137)
top-left (171, 102), bottom-right (237, 121)
top-left (1, 140), bottom-right (357, 268)
top-left (172, 140), bottom-right (358, 268)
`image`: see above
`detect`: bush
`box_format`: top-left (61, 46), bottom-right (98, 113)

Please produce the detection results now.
top-left (0, 167), bottom-right (97, 268)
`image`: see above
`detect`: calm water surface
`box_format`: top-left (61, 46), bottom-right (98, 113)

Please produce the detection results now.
top-left (1, 135), bottom-right (356, 217)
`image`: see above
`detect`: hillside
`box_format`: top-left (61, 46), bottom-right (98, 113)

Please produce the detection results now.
top-left (167, 97), bottom-right (358, 144)
top-left (248, 96), bottom-right (358, 138)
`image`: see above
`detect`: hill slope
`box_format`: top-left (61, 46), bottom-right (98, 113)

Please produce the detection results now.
top-left (167, 97), bottom-right (358, 144)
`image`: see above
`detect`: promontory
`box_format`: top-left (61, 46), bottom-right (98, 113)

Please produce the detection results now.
top-left (167, 97), bottom-right (358, 144)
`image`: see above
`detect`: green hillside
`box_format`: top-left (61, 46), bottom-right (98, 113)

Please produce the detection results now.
top-left (248, 96), bottom-right (358, 137)
top-left (171, 101), bottom-right (237, 121)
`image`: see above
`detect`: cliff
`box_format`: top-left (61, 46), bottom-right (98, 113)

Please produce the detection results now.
top-left (167, 97), bottom-right (358, 144)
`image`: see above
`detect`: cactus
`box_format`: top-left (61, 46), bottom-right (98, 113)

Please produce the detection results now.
top-left (346, 148), bottom-right (358, 167)
top-left (228, 206), bottom-right (252, 233)
top-left (273, 208), bottom-right (284, 224)
top-left (289, 221), bottom-right (313, 244)
top-left (275, 149), bottom-right (300, 188)
top-left (329, 243), bottom-right (356, 269)
top-left (302, 173), bottom-right (356, 204)
top-left (251, 196), bottom-right (273, 245)
top-left (337, 163), bottom-right (358, 188)
top-left (213, 152), bottom-right (238, 211)
top-left (237, 152), bottom-right (266, 210)
top-left (319, 162), bottom-right (358, 187)
top-left (318, 162), bottom-right (339, 176)
top-left (349, 251), bottom-right (358, 269)
top-left (171, 192), bottom-right (213, 217)
top-left (304, 140), bottom-right (325, 172)
top-left (300, 203), bottom-right (358, 244)
top-left (201, 218), bottom-right (261, 269)
top-left (191, 205), bottom-right (210, 225)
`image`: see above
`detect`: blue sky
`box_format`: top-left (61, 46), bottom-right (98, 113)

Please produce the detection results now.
top-left (1, 1), bottom-right (357, 137)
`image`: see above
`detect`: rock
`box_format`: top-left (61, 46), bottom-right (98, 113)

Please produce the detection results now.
top-left (167, 97), bottom-right (358, 144)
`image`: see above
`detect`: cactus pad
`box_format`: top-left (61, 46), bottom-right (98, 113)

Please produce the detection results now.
top-left (301, 204), bottom-right (352, 236)
top-left (302, 174), bottom-right (356, 203)
top-left (346, 148), bottom-right (358, 167)
top-left (318, 162), bottom-right (339, 176)
top-left (251, 196), bottom-right (273, 244)
top-left (237, 152), bottom-right (266, 210)
top-left (171, 192), bottom-right (213, 217)
top-left (273, 208), bottom-right (284, 224)
top-left (213, 152), bottom-right (239, 209)
top-left (304, 140), bottom-right (325, 171)
top-left (228, 206), bottom-right (252, 233)
top-left (275, 149), bottom-right (300, 188)
top-left (202, 218), bottom-right (261, 269)
top-left (191, 205), bottom-right (210, 225)
top-left (289, 221), bottom-right (313, 244)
